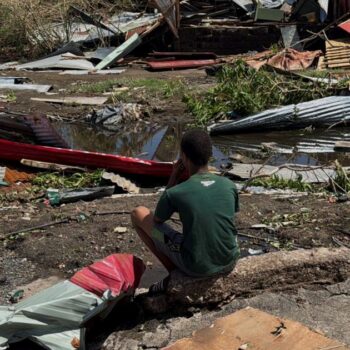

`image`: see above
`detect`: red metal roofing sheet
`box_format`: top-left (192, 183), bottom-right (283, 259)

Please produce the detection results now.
top-left (70, 254), bottom-right (145, 297)
top-left (147, 59), bottom-right (219, 70)
top-left (0, 139), bottom-right (174, 177)
top-left (339, 19), bottom-right (350, 34)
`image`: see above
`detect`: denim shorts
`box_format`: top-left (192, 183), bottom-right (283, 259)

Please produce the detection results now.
top-left (151, 222), bottom-right (199, 276)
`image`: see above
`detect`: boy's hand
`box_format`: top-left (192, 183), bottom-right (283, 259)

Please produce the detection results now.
top-left (172, 159), bottom-right (185, 178)
top-left (167, 159), bottom-right (185, 188)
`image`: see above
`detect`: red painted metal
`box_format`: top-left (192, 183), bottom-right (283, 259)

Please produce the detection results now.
top-left (71, 254), bottom-right (145, 297)
top-left (0, 138), bottom-right (173, 177)
top-left (149, 51), bottom-right (217, 59)
top-left (339, 19), bottom-right (350, 34)
top-left (147, 59), bottom-right (219, 70)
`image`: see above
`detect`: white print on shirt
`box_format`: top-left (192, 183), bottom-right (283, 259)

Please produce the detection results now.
top-left (201, 181), bottom-right (215, 187)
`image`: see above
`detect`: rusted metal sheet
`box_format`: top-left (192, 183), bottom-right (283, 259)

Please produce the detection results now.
top-left (151, 0), bottom-right (179, 38)
top-left (4, 167), bottom-right (34, 183)
top-left (147, 59), bottom-right (218, 70)
top-left (23, 115), bottom-right (69, 148)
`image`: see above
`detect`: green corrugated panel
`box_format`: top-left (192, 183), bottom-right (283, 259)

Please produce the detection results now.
top-left (0, 281), bottom-right (102, 350)
top-left (255, 7), bottom-right (285, 21)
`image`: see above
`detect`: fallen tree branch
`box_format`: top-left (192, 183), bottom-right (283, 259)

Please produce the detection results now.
top-left (2, 211), bottom-right (131, 240)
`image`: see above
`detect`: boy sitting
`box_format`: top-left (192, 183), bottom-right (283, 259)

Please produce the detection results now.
top-left (131, 129), bottom-right (239, 293)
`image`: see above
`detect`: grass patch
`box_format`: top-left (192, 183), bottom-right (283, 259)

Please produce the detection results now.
top-left (185, 61), bottom-right (349, 126)
top-left (32, 170), bottom-right (103, 190)
top-left (250, 175), bottom-right (317, 192)
top-left (70, 78), bottom-right (188, 100)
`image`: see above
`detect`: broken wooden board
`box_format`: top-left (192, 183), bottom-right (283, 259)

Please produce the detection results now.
top-left (163, 307), bottom-right (350, 350)
top-left (334, 141), bottom-right (350, 152)
top-left (31, 96), bottom-right (108, 106)
top-left (102, 172), bottom-right (140, 194)
top-left (59, 69), bottom-right (125, 75)
top-left (227, 163), bottom-right (336, 183)
top-left (321, 38), bottom-right (350, 69)
top-left (21, 159), bottom-right (86, 173)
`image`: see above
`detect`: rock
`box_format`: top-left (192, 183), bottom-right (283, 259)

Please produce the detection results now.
top-left (102, 333), bottom-right (139, 350)
top-left (166, 247), bottom-right (350, 306)
top-left (141, 325), bottom-right (170, 348)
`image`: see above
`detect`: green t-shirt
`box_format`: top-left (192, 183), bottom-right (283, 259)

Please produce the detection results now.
top-left (155, 173), bottom-right (240, 276)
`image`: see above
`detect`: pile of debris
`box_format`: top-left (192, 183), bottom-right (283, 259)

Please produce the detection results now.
top-left (0, 0), bottom-right (350, 73)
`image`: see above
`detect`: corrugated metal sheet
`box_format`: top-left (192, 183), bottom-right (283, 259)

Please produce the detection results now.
top-left (228, 163), bottom-right (337, 183)
top-left (95, 34), bottom-right (142, 70)
top-left (23, 115), bottom-right (69, 148)
top-left (71, 254), bottom-right (145, 297)
top-left (151, 0), bottom-right (179, 38)
top-left (0, 254), bottom-right (145, 350)
top-left (16, 53), bottom-right (94, 71)
top-left (209, 96), bottom-right (350, 135)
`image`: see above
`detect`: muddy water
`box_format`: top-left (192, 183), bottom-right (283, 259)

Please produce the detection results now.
top-left (54, 122), bottom-right (350, 166)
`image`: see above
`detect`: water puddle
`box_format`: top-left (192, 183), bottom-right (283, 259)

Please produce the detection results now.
top-left (53, 122), bottom-right (350, 166)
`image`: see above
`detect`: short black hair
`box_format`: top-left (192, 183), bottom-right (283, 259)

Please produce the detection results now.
top-left (181, 129), bottom-right (212, 166)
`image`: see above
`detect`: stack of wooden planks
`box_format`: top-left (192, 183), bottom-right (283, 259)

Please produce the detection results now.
top-left (319, 38), bottom-right (350, 69)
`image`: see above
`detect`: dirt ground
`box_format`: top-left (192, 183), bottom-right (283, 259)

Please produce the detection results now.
top-left (0, 192), bottom-right (349, 304)
top-left (0, 67), bottom-right (209, 124)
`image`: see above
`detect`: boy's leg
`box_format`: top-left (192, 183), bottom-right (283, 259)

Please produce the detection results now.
top-left (131, 206), bottom-right (176, 273)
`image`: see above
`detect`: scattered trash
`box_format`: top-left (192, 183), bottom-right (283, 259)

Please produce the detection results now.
top-left (248, 248), bottom-right (264, 256)
top-left (9, 289), bottom-right (24, 304)
top-left (87, 104), bottom-right (143, 130)
top-left (114, 227), bottom-right (128, 234)
top-left (46, 186), bottom-right (115, 205)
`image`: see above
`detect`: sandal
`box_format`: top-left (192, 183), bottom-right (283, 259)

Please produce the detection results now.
top-left (148, 276), bottom-right (170, 296)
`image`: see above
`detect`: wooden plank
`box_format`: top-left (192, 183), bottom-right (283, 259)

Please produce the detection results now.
top-left (326, 38), bottom-right (350, 48)
top-left (20, 159), bottom-right (86, 172)
top-left (334, 141), bottom-right (350, 152)
top-left (31, 96), bottom-right (108, 106)
top-left (164, 307), bottom-right (350, 350)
